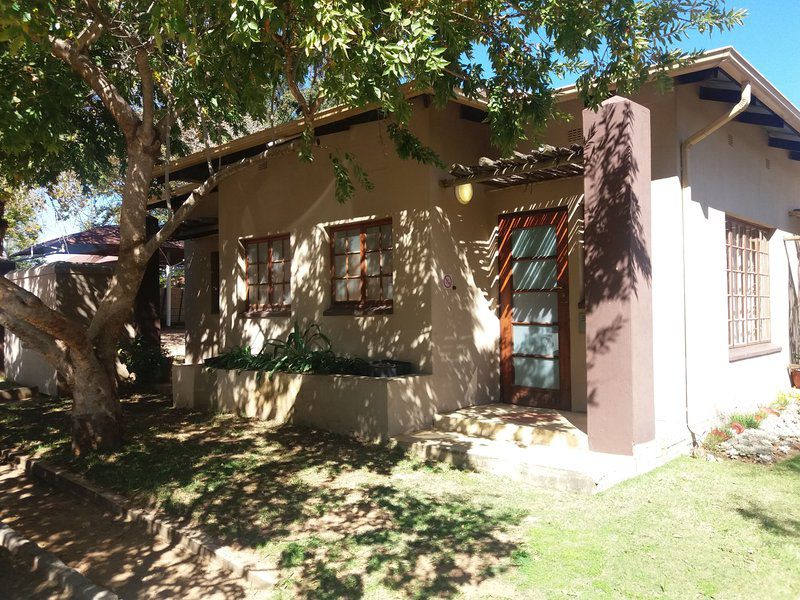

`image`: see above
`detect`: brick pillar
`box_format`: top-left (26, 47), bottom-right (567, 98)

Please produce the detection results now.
top-left (582, 97), bottom-right (655, 455)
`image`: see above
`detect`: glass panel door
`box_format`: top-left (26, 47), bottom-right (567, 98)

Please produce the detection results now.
top-left (499, 210), bottom-right (570, 409)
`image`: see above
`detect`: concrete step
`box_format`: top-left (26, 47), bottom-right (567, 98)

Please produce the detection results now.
top-left (394, 429), bottom-right (605, 494)
top-left (433, 406), bottom-right (588, 450)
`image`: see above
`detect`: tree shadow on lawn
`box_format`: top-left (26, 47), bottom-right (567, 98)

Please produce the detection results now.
top-left (736, 503), bottom-right (800, 539)
top-left (735, 454), bottom-right (800, 540)
top-left (7, 395), bottom-right (520, 598)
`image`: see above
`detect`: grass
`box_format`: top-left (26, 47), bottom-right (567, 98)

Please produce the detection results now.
top-left (1, 394), bottom-right (799, 599)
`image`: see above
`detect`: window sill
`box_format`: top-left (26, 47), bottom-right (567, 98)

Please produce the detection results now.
top-left (729, 343), bottom-right (782, 363)
top-left (242, 308), bottom-right (292, 319)
top-left (323, 304), bottom-right (393, 317)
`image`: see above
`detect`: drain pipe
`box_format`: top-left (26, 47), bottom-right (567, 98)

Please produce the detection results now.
top-left (680, 82), bottom-right (751, 449)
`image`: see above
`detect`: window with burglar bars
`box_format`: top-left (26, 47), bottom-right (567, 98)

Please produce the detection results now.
top-left (244, 234), bottom-right (291, 313)
top-left (330, 219), bottom-right (393, 306)
top-left (726, 217), bottom-right (770, 348)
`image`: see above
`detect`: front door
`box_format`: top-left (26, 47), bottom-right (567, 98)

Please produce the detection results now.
top-left (499, 209), bottom-right (571, 409)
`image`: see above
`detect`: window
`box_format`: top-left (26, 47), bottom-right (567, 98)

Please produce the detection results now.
top-left (244, 235), bottom-right (291, 314)
top-left (210, 251), bottom-right (220, 315)
top-left (726, 217), bottom-right (770, 348)
top-left (329, 219), bottom-right (393, 311)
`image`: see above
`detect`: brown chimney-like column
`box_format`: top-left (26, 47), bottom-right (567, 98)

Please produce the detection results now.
top-left (582, 96), bottom-right (655, 455)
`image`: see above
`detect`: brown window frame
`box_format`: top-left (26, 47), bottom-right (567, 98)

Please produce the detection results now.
top-left (726, 216), bottom-right (771, 350)
top-left (325, 218), bottom-right (393, 316)
top-left (242, 234), bottom-right (292, 317)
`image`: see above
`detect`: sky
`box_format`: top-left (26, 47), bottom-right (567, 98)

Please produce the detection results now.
top-left (34, 0), bottom-right (800, 245)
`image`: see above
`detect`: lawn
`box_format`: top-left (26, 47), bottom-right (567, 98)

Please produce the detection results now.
top-left (1, 394), bottom-right (798, 599)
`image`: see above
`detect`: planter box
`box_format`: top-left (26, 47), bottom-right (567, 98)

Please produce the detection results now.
top-left (172, 364), bottom-right (435, 442)
top-left (365, 360), bottom-right (414, 378)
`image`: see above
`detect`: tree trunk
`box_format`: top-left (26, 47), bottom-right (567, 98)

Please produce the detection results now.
top-left (67, 352), bottom-right (123, 455)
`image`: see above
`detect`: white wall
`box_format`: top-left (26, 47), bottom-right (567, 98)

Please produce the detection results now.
top-left (675, 84), bottom-right (800, 434)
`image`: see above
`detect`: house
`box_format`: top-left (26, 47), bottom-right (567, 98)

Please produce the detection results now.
top-left (162, 48), bottom-right (800, 490)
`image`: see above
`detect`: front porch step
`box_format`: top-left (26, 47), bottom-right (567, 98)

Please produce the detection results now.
top-left (433, 405), bottom-right (588, 450)
top-left (394, 430), bottom-right (607, 494)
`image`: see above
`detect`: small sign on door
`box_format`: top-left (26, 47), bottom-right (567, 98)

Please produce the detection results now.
top-left (442, 274), bottom-right (454, 290)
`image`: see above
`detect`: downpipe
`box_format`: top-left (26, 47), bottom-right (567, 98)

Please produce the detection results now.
top-left (679, 82), bottom-right (752, 451)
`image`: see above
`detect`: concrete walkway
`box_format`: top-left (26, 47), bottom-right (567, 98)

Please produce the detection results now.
top-left (0, 463), bottom-right (269, 599)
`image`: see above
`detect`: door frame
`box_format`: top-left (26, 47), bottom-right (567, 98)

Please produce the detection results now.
top-left (498, 208), bottom-right (571, 410)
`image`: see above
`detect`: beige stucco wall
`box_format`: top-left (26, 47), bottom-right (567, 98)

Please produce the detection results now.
top-left (185, 98), bottom-right (592, 427)
top-left (211, 101), bottom-right (437, 374)
top-left (183, 83), bottom-right (800, 445)
top-left (4, 262), bottom-right (114, 395)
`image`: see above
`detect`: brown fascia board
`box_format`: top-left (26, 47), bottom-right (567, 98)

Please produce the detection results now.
top-left (554, 46), bottom-right (800, 136)
top-left (151, 48), bottom-right (800, 206)
top-left (150, 87), bottom-right (488, 200)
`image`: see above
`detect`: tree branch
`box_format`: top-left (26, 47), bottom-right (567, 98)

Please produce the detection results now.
top-left (0, 276), bottom-right (93, 368)
top-left (143, 141), bottom-right (298, 258)
top-left (75, 20), bottom-right (104, 52)
top-left (135, 48), bottom-right (155, 140)
top-left (50, 37), bottom-right (140, 139)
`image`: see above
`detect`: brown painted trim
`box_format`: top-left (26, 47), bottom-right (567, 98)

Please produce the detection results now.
top-left (728, 343), bottom-right (782, 362)
top-left (498, 207), bottom-right (571, 410)
top-left (241, 309), bottom-right (292, 319)
top-left (323, 304), bottom-right (393, 317)
top-left (242, 233), bottom-right (292, 313)
top-left (326, 217), bottom-right (393, 309)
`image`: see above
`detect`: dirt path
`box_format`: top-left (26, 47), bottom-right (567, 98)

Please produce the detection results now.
top-left (0, 547), bottom-right (69, 600)
top-left (0, 464), bottom-right (269, 599)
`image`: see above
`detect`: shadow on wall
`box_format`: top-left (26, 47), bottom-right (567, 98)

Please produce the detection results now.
top-left (428, 205), bottom-right (499, 411)
top-left (210, 205), bottom-right (435, 372)
top-left (184, 239), bottom-right (221, 364)
top-left (583, 101), bottom-right (652, 407)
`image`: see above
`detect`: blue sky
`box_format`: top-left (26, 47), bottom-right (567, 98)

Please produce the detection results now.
top-left (35, 0), bottom-right (800, 244)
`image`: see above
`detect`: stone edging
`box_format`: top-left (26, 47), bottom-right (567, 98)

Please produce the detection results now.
top-left (1, 450), bottom-right (276, 590)
top-left (0, 386), bottom-right (37, 403)
top-left (0, 520), bottom-right (119, 600)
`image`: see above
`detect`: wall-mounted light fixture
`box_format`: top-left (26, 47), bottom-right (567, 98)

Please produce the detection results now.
top-left (454, 182), bottom-right (474, 205)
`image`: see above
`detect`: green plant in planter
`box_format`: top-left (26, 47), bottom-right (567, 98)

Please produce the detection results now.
top-left (206, 322), bottom-right (368, 378)
top-left (118, 336), bottom-right (172, 385)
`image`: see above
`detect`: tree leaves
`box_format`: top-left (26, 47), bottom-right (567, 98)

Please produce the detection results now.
top-left (0, 0), bottom-right (746, 200)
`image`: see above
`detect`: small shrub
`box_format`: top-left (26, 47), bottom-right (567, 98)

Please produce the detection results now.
top-left (118, 336), bottom-right (172, 385)
top-left (703, 428), bottom-right (731, 452)
top-left (773, 389), bottom-right (800, 411)
top-left (726, 413), bottom-right (761, 431)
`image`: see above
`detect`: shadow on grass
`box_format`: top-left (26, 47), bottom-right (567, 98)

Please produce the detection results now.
top-left (1, 393), bottom-right (520, 598)
top-left (737, 503), bottom-right (800, 539)
top-left (734, 454), bottom-right (800, 540)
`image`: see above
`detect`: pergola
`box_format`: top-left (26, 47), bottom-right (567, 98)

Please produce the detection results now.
top-left (442, 144), bottom-right (584, 189)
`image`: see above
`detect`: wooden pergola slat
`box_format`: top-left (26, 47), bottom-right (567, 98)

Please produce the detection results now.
top-left (442, 144), bottom-right (584, 189)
